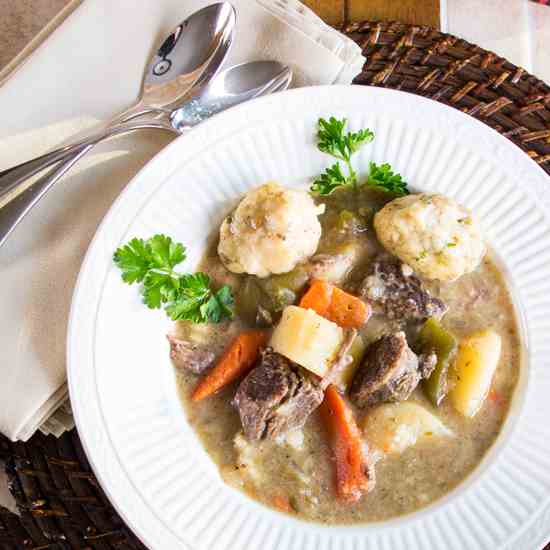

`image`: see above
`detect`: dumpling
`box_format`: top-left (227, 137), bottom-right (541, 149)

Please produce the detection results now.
top-left (374, 193), bottom-right (485, 281)
top-left (218, 182), bottom-right (325, 277)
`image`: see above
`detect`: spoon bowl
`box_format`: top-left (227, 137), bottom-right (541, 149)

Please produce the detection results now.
top-left (0, 2), bottom-right (237, 247)
top-left (0, 59), bottom-right (292, 249)
top-left (170, 61), bottom-right (292, 129)
top-left (126, 2), bottom-right (236, 117)
top-left (214, 60), bottom-right (292, 95)
top-left (0, 2), bottom-right (236, 201)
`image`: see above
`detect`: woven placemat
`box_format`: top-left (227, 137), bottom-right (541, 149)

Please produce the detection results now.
top-left (1, 20), bottom-right (549, 550)
top-left (0, 431), bottom-right (146, 550)
top-left (344, 20), bottom-right (550, 173)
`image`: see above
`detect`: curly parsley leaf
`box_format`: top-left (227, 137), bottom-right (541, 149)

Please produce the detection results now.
top-left (317, 117), bottom-right (348, 159)
top-left (345, 127), bottom-right (375, 156)
top-left (367, 162), bottom-right (409, 196)
top-left (148, 234), bottom-right (186, 270)
top-left (311, 116), bottom-right (409, 197)
top-left (200, 285), bottom-right (235, 324)
top-left (310, 162), bottom-right (349, 196)
top-left (113, 236), bottom-right (233, 323)
top-left (113, 235), bottom-right (186, 286)
top-left (165, 274), bottom-right (234, 324)
top-left (311, 117), bottom-right (374, 195)
top-left (165, 273), bottom-right (212, 321)
top-left (317, 117), bottom-right (374, 161)
top-left (113, 238), bottom-right (154, 284)
top-left (142, 268), bottom-right (180, 309)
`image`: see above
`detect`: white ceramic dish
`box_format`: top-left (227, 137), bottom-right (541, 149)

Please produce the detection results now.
top-left (67, 86), bottom-right (550, 550)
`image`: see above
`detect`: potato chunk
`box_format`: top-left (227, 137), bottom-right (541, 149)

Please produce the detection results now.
top-left (449, 329), bottom-right (502, 418)
top-left (363, 402), bottom-right (453, 455)
top-left (332, 334), bottom-right (367, 390)
top-left (269, 306), bottom-right (344, 377)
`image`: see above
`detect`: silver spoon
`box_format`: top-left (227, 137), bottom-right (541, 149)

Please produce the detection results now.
top-left (0, 61), bottom-right (292, 248)
top-left (0, 2), bottom-right (236, 201)
top-left (171, 60), bottom-right (293, 129)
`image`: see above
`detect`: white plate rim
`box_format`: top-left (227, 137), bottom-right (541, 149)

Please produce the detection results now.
top-left (67, 85), bottom-right (550, 550)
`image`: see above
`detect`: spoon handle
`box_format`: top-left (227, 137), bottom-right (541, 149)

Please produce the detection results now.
top-left (0, 120), bottom-right (179, 249)
top-left (0, 107), bottom-right (170, 202)
top-left (0, 144), bottom-right (93, 200)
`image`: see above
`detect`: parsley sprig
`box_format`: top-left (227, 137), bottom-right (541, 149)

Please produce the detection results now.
top-left (367, 161), bottom-right (408, 196)
top-left (312, 117), bottom-right (373, 194)
top-left (310, 117), bottom-right (409, 197)
top-left (113, 235), bottom-right (234, 323)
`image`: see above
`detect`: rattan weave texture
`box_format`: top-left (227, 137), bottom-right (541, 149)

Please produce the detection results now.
top-left (344, 20), bottom-right (550, 172)
top-left (0, 431), bottom-right (146, 549)
top-left (0, 20), bottom-right (549, 550)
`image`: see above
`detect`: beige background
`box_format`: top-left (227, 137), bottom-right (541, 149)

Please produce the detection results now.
top-left (3, 0), bottom-right (550, 81)
top-left (0, 0), bottom-right (444, 72)
top-left (0, 0), bottom-right (71, 69)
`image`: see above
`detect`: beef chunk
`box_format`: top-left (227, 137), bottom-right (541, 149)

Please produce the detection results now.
top-left (233, 348), bottom-right (324, 440)
top-left (167, 335), bottom-right (214, 374)
top-left (350, 332), bottom-right (421, 408)
top-left (360, 260), bottom-right (447, 322)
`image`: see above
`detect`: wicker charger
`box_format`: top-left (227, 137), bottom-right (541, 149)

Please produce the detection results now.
top-left (1, 20), bottom-right (549, 550)
top-left (345, 21), bottom-right (550, 171)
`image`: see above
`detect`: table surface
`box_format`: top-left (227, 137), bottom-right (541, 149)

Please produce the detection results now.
top-left (1, 2), bottom-right (549, 549)
top-left (0, 0), bottom-right (440, 71)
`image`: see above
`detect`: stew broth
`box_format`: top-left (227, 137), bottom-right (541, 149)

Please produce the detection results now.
top-left (175, 187), bottom-right (520, 524)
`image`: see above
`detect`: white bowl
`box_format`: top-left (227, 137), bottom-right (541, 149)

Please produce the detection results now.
top-left (67, 85), bottom-right (550, 550)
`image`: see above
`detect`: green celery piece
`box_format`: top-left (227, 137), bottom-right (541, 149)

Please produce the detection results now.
top-left (418, 317), bottom-right (457, 406)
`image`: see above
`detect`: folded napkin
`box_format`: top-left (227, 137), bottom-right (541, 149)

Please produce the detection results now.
top-left (0, 0), bottom-right (364, 447)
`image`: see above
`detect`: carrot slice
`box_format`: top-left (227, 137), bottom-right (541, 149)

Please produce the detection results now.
top-left (191, 330), bottom-right (268, 401)
top-left (327, 286), bottom-right (371, 328)
top-left (319, 385), bottom-right (371, 503)
top-left (299, 279), bottom-right (333, 316)
top-left (272, 494), bottom-right (293, 513)
top-left (300, 280), bottom-right (370, 328)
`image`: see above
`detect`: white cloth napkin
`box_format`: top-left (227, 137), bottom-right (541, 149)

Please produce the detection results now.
top-left (444, 0), bottom-right (550, 83)
top-left (0, 0), bottom-right (364, 449)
